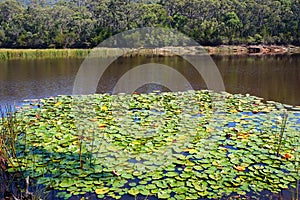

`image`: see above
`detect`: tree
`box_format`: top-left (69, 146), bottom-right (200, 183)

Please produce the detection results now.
top-left (0, 0), bottom-right (299, 48)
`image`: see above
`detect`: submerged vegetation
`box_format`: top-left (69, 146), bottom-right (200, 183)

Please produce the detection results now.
top-left (1, 90), bottom-right (299, 199)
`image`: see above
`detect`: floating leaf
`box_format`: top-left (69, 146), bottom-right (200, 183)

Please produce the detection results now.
top-left (234, 165), bottom-right (246, 171)
top-left (158, 190), bottom-right (170, 199)
top-left (128, 188), bottom-right (139, 196)
top-left (165, 172), bottom-right (178, 177)
top-left (54, 102), bottom-right (63, 107)
top-left (95, 188), bottom-right (110, 195)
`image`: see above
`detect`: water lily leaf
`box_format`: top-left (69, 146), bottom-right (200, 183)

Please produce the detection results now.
top-left (173, 186), bottom-right (188, 194)
top-left (95, 188), bottom-right (110, 195)
top-left (145, 184), bottom-right (156, 190)
top-left (121, 173), bottom-right (133, 179)
top-left (198, 190), bottom-right (209, 197)
top-left (193, 166), bottom-right (203, 171)
top-left (9, 91), bottom-right (300, 200)
top-left (166, 171), bottom-right (178, 177)
top-left (54, 102), bottom-right (63, 107)
top-left (234, 165), bottom-right (246, 171)
top-left (139, 180), bottom-right (148, 185)
top-left (140, 189), bottom-right (150, 196)
top-left (158, 190), bottom-right (171, 199)
top-left (59, 179), bottom-right (75, 188)
top-left (129, 182), bottom-right (137, 187)
top-left (128, 188), bottom-right (139, 196)
top-left (237, 190), bottom-right (246, 195)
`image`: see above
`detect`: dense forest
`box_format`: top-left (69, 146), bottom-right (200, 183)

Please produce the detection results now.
top-left (0, 0), bottom-right (299, 48)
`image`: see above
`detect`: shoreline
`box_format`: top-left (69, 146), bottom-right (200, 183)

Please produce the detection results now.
top-left (0, 45), bottom-right (299, 60)
top-left (205, 45), bottom-right (300, 55)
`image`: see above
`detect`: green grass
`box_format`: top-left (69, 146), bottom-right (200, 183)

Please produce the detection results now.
top-left (0, 49), bottom-right (91, 60)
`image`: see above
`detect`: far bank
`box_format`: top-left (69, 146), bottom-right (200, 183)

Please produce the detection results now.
top-left (0, 45), bottom-right (300, 61)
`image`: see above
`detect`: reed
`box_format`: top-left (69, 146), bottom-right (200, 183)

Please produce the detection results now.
top-left (294, 132), bottom-right (299, 200)
top-left (0, 105), bottom-right (19, 162)
top-left (0, 105), bottom-right (25, 198)
top-left (276, 113), bottom-right (288, 157)
top-left (0, 49), bottom-right (91, 60)
top-left (0, 105), bottom-right (50, 199)
top-left (79, 135), bottom-right (83, 170)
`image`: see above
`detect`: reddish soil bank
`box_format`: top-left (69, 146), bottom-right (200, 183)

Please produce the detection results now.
top-left (205, 45), bottom-right (300, 55)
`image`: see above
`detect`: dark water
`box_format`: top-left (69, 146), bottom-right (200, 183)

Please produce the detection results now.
top-left (0, 54), bottom-right (299, 107)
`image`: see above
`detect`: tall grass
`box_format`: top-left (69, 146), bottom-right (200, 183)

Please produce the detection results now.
top-left (276, 113), bottom-right (288, 157)
top-left (0, 105), bottom-right (19, 164)
top-left (0, 49), bottom-right (91, 60)
top-left (0, 105), bottom-right (22, 198)
top-left (292, 131), bottom-right (300, 200)
top-left (0, 105), bottom-right (43, 199)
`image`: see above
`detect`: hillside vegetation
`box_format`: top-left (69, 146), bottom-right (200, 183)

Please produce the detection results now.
top-left (0, 0), bottom-right (299, 48)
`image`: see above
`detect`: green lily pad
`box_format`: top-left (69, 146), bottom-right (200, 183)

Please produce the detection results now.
top-left (158, 190), bottom-right (171, 199)
top-left (128, 188), bottom-right (139, 196)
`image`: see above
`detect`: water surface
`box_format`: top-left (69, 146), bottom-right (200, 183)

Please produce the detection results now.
top-left (0, 54), bottom-right (299, 107)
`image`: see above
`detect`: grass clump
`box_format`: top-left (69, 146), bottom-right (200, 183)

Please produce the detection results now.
top-left (0, 105), bottom-right (49, 200)
top-left (0, 49), bottom-right (90, 61)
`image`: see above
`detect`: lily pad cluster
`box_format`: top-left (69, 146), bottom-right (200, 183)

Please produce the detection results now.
top-left (7, 90), bottom-right (300, 199)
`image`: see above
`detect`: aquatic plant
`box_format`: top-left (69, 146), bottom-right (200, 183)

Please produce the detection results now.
top-left (4, 91), bottom-right (300, 199)
top-left (0, 105), bottom-right (27, 199)
top-left (0, 105), bottom-right (50, 200)
top-left (276, 112), bottom-right (288, 157)
top-left (0, 49), bottom-right (90, 60)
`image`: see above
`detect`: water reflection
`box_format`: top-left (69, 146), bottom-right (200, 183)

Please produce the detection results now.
top-left (213, 55), bottom-right (300, 106)
top-left (0, 54), bottom-right (299, 106)
top-left (0, 58), bottom-right (82, 106)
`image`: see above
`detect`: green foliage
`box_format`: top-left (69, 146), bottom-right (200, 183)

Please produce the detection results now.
top-left (0, 0), bottom-right (299, 48)
top-left (0, 105), bottom-right (26, 198)
top-left (4, 91), bottom-right (300, 199)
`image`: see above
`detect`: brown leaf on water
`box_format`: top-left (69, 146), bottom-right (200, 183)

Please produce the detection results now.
top-left (89, 118), bottom-right (98, 122)
top-left (237, 132), bottom-right (250, 139)
top-left (234, 165), bottom-right (246, 171)
top-left (98, 123), bottom-right (106, 128)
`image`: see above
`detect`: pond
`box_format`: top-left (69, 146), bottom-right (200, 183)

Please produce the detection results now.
top-left (0, 54), bottom-right (300, 107)
top-left (0, 54), bottom-right (299, 199)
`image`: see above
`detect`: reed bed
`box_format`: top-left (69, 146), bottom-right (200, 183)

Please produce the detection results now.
top-left (0, 49), bottom-right (91, 60)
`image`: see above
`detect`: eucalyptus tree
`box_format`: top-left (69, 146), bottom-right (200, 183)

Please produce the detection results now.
top-left (0, 0), bottom-right (24, 47)
top-left (0, 0), bottom-right (299, 47)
